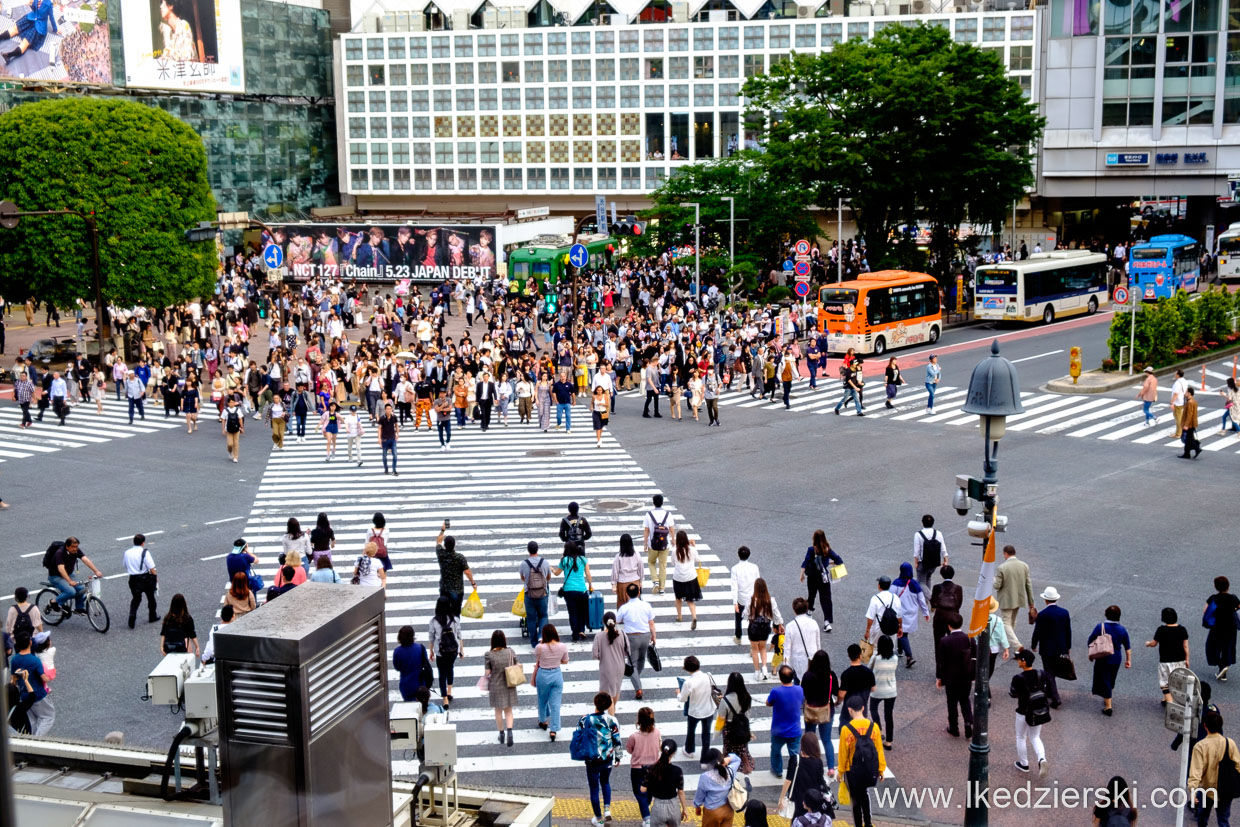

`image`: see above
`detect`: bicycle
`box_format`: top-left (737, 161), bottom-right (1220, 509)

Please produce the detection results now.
top-left (36, 575), bottom-right (110, 633)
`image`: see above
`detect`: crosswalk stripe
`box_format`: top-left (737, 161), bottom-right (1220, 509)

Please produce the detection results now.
top-left (1008, 397), bottom-right (1121, 432)
top-left (0, 399), bottom-right (182, 461)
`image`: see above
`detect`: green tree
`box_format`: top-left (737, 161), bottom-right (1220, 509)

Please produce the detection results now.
top-left (0, 98), bottom-right (217, 310)
top-left (742, 24), bottom-right (1043, 271)
top-left (631, 152), bottom-right (820, 266)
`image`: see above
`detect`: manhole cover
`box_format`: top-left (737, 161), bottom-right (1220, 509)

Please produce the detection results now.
top-left (594, 500), bottom-right (629, 511)
top-left (527, 449), bottom-right (561, 458)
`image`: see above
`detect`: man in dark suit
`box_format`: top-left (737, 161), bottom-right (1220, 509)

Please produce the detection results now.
top-left (931, 564), bottom-right (964, 651)
top-left (1030, 586), bottom-right (1071, 707)
top-left (475, 369), bottom-right (496, 431)
top-left (935, 611), bottom-right (976, 738)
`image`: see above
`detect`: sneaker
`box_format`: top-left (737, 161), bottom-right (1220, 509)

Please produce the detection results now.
top-left (1038, 758), bottom-right (1048, 778)
top-left (1218, 667), bottom-right (1229, 682)
top-left (754, 670), bottom-right (763, 682)
top-left (823, 622), bottom-right (832, 633)
top-left (1014, 761), bottom-right (1029, 773)
top-left (591, 818), bottom-right (605, 827)
top-left (733, 636), bottom-right (742, 645)
top-left (642, 819), bottom-right (650, 827)
top-left (604, 809), bottom-right (612, 823)
top-left (681, 748), bottom-right (695, 760)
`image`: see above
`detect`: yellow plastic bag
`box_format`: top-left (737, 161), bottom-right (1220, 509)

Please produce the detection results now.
top-left (837, 778), bottom-right (851, 807)
top-left (714, 716), bottom-right (725, 732)
top-left (511, 589), bottom-right (526, 617)
top-left (829, 564), bottom-right (848, 582)
top-left (771, 634), bottom-right (785, 669)
top-left (696, 567), bottom-right (711, 588)
top-left (462, 589), bottom-right (484, 619)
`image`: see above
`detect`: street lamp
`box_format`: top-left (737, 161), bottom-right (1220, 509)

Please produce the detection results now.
top-left (720, 196), bottom-right (735, 268)
top-left (957, 339), bottom-right (1024, 827)
top-left (679, 201), bottom-right (701, 303)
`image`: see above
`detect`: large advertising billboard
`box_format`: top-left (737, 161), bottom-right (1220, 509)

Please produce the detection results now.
top-left (0, 0), bottom-right (111, 85)
top-left (120, 0), bottom-right (244, 92)
top-left (264, 224), bottom-right (500, 284)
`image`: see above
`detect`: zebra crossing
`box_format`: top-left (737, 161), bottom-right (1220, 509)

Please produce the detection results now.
top-left (0, 399), bottom-right (183, 461)
top-left (619, 359), bottom-right (1240, 452)
top-left (236, 421), bottom-right (852, 789)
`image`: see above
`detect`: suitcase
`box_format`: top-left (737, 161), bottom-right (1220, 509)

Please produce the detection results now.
top-left (587, 591), bottom-right (606, 631)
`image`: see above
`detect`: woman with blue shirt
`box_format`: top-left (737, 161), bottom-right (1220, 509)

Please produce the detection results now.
top-left (392, 624), bottom-right (432, 702)
top-left (554, 541), bottom-right (594, 643)
top-left (694, 749), bottom-right (743, 827)
top-left (1087, 604), bottom-right (1132, 717)
top-left (924, 354), bottom-right (941, 414)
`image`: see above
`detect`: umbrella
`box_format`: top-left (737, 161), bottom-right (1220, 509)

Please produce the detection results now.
top-left (395, 351), bottom-right (416, 360)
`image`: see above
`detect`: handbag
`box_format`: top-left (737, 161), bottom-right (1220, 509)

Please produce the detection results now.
top-left (647, 643), bottom-right (663, 672)
top-left (1088, 623), bottom-right (1115, 662)
top-left (476, 673), bottom-right (490, 692)
top-left (504, 656), bottom-right (527, 688)
top-left (858, 639), bottom-right (875, 663)
top-left (804, 703), bottom-right (833, 724)
top-left (696, 567), bottom-right (711, 588)
top-left (778, 760), bottom-right (800, 819)
top-left (1052, 653), bottom-right (1078, 681)
top-left (829, 564), bottom-right (847, 582)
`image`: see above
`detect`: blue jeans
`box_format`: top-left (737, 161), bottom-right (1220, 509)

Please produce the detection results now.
top-left (834, 387), bottom-right (862, 414)
top-left (127, 397), bottom-right (145, 422)
top-left (535, 665), bottom-right (563, 731)
top-left (295, 413), bottom-right (307, 438)
top-left (455, 406), bottom-right (467, 426)
top-left (1195, 794), bottom-right (1232, 827)
top-left (556, 403), bottom-right (572, 430)
top-left (50, 574), bottom-right (86, 611)
top-left (438, 421), bottom-right (452, 446)
top-left (586, 759), bottom-right (613, 818)
top-left (808, 362), bottom-right (818, 388)
top-left (898, 633), bottom-right (914, 661)
top-left (769, 732), bottom-right (802, 777)
top-left (525, 594), bottom-right (549, 647)
top-left (925, 382), bottom-right (937, 409)
top-left (1223, 409), bottom-right (1240, 432)
top-left (630, 767), bottom-right (651, 818)
top-left (381, 439), bottom-right (397, 472)
top-left (808, 719), bottom-right (836, 770)
top-left (1144, 401), bottom-right (1155, 423)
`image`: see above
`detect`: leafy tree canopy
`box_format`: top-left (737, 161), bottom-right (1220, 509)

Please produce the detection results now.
top-left (0, 98), bottom-right (217, 309)
top-left (742, 23), bottom-right (1043, 271)
top-left (630, 151), bottom-right (821, 266)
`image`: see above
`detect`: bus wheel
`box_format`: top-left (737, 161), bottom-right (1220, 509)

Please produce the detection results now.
top-left (928, 325), bottom-right (940, 344)
top-left (1043, 305), bottom-right (1055, 325)
top-left (873, 337), bottom-right (886, 356)
top-left (1087, 297), bottom-right (1098, 315)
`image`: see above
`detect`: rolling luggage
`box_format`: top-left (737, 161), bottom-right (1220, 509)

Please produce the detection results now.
top-left (587, 590), bottom-right (605, 630)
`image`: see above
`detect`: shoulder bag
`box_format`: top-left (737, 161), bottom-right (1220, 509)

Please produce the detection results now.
top-left (777, 759), bottom-right (800, 819)
top-left (504, 650), bottom-right (527, 688)
top-left (1087, 622), bottom-right (1115, 662)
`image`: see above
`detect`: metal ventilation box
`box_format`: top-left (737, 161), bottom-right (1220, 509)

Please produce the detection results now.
top-left (213, 582), bottom-right (391, 827)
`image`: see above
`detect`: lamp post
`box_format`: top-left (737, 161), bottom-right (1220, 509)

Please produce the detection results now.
top-left (958, 339), bottom-right (1025, 827)
top-left (720, 196), bottom-right (735, 267)
top-left (680, 201), bottom-right (701, 303)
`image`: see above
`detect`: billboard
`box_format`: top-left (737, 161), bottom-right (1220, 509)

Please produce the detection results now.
top-left (0, 0), bottom-right (111, 85)
top-left (120, 0), bottom-right (244, 92)
top-left (264, 224), bottom-right (500, 284)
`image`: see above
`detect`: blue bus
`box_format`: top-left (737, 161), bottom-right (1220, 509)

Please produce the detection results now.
top-left (1129, 234), bottom-right (1200, 301)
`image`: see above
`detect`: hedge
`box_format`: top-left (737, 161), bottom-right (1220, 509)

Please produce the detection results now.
top-left (1106, 287), bottom-right (1240, 370)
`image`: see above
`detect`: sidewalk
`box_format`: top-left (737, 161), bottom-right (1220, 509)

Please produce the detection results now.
top-left (551, 797), bottom-right (950, 827)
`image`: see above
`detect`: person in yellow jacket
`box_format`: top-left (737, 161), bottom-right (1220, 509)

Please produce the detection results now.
top-left (1188, 710), bottom-right (1239, 825)
top-left (838, 694), bottom-right (887, 827)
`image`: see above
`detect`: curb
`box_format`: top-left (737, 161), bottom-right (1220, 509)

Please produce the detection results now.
top-left (1045, 342), bottom-right (1240, 395)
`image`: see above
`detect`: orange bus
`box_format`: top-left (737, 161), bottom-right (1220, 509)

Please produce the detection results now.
top-left (817, 271), bottom-right (942, 356)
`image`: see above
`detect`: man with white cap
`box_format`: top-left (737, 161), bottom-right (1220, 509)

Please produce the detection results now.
top-left (1030, 586), bottom-right (1072, 708)
top-left (124, 369), bottom-right (146, 424)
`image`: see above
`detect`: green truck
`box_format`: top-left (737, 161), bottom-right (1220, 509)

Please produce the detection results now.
top-left (507, 233), bottom-right (615, 291)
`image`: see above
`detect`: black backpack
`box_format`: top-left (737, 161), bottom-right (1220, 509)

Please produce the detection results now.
top-left (649, 512), bottom-right (670, 551)
top-left (438, 623), bottom-right (460, 660)
top-left (877, 593), bottom-right (900, 636)
top-left (226, 410), bottom-right (241, 434)
top-left (920, 530), bottom-right (943, 570)
top-left (11, 606), bottom-right (34, 639)
top-left (1025, 672), bottom-right (1052, 727)
top-left (41, 541), bottom-right (66, 575)
top-left (844, 721), bottom-right (881, 788)
top-left (565, 517), bottom-right (586, 545)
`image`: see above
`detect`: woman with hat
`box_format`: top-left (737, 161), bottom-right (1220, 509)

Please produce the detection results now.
top-left (1136, 365), bottom-right (1159, 427)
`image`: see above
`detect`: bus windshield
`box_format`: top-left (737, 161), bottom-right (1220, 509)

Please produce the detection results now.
top-left (1219, 238), bottom-right (1240, 256)
top-left (819, 288), bottom-right (858, 315)
top-left (1132, 248), bottom-right (1167, 261)
top-left (975, 269), bottom-right (1017, 293)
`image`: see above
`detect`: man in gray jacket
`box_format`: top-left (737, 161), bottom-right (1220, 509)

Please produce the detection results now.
top-left (993, 544), bottom-right (1035, 650)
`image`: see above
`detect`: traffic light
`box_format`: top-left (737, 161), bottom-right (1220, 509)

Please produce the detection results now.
top-left (610, 216), bottom-right (646, 237)
top-left (545, 292), bottom-right (558, 314)
top-left (184, 221), bottom-right (218, 242)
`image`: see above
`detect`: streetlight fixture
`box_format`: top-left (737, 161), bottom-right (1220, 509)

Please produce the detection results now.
top-left (957, 339), bottom-right (1024, 827)
top-left (720, 196), bottom-right (735, 267)
top-left (679, 201), bottom-right (701, 303)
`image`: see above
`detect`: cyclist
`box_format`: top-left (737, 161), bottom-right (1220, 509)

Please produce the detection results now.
top-left (46, 537), bottom-right (102, 616)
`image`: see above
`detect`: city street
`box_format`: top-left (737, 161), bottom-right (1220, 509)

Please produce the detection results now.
top-left (0, 311), bottom-right (1235, 826)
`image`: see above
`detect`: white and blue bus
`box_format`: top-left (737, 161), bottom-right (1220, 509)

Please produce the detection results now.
top-left (1129, 234), bottom-right (1200, 300)
top-left (1215, 222), bottom-right (1240, 282)
top-left (973, 250), bottom-right (1109, 324)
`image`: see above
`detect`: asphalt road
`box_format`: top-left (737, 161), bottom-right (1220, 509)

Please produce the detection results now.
top-left (0, 308), bottom-right (1230, 826)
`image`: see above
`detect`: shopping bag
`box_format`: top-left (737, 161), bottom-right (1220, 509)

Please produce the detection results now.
top-left (859, 639), bottom-right (875, 663)
top-left (548, 592), bottom-right (559, 617)
top-left (696, 567), bottom-right (711, 588)
top-left (837, 778), bottom-right (851, 807)
top-left (829, 564), bottom-right (848, 582)
top-left (475, 673), bottom-right (489, 692)
top-left (462, 589), bottom-right (484, 619)
top-left (771, 634), bottom-right (785, 669)
top-left (504, 663), bottom-right (527, 687)
top-left (511, 589), bottom-right (526, 617)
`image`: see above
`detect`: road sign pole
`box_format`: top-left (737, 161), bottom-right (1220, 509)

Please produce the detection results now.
top-left (1129, 290), bottom-right (1137, 376)
top-left (1175, 680), bottom-right (1195, 827)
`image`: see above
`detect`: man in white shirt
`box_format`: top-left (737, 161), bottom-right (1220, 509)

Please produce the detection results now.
top-left (730, 545), bottom-right (760, 645)
top-left (122, 533), bottom-right (159, 630)
top-left (784, 597), bottom-right (821, 679)
top-left (913, 514), bottom-right (948, 589)
top-left (616, 583), bottom-right (657, 701)
top-left (344, 404), bottom-right (366, 466)
top-left (1170, 369), bottom-right (1188, 438)
top-left (201, 605), bottom-right (234, 664)
top-left (642, 494), bottom-right (675, 594)
top-left (863, 575), bottom-right (902, 645)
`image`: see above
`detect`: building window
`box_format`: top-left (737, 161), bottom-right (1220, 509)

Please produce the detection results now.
top-left (411, 91), bottom-right (429, 111)
top-left (982, 18), bottom-right (1005, 41)
top-left (598, 139), bottom-right (616, 161)
top-left (518, 62), bottom-right (539, 84)
top-left (367, 37), bottom-right (384, 59)
top-left (669, 29), bottom-right (688, 51)
top-left (479, 62), bottom-right (497, 84)
top-left (410, 38), bottom-right (426, 60)
top-left (392, 142), bottom-right (410, 164)
top-left (348, 91), bottom-right (365, 113)
top-left (549, 60), bottom-right (568, 82)
top-left (391, 92), bottom-right (409, 116)
top-left (369, 92), bottom-right (386, 112)
top-left (574, 87), bottom-right (593, 108)
top-left (598, 168), bottom-right (617, 189)
top-left (1011, 15), bottom-right (1033, 40)
top-left (574, 168), bottom-right (593, 190)
top-left (645, 30), bottom-right (664, 52)
top-left (372, 169), bottom-right (389, 190)
top-left (622, 86), bottom-right (641, 107)
top-left (370, 117), bottom-right (387, 138)
top-left (597, 59), bottom-right (615, 81)
top-left (550, 88), bottom-right (568, 109)
top-left (550, 167), bottom-right (569, 189)
top-left (744, 27), bottom-right (764, 50)
top-left (412, 117), bottom-right (430, 137)
top-left (458, 142), bottom-right (476, 164)
top-left (390, 64), bottom-right (407, 86)
top-left (646, 167), bottom-right (665, 188)
top-left (432, 36), bottom-right (449, 59)
top-left (621, 57), bottom-right (639, 80)
top-left (349, 142), bottom-right (366, 165)
top-left (597, 86), bottom-right (615, 108)
top-left (346, 65), bottom-right (364, 87)
top-left (371, 143), bottom-right (388, 164)
top-left (458, 116), bottom-right (476, 138)
top-left (434, 90), bottom-right (451, 111)
top-left (694, 56), bottom-right (714, 79)
top-left (574, 139), bottom-right (593, 161)
top-left (744, 54), bottom-right (764, 78)
top-left (391, 117), bottom-right (409, 138)
top-left (848, 22), bottom-right (869, 42)
top-left (795, 24), bottom-right (815, 48)
top-left (647, 57), bottom-right (664, 78)
top-left (527, 168), bottom-right (546, 189)
top-left (455, 90), bottom-right (474, 111)
top-left (770, 25), bottom-right (791, 49)
top-left (502, 34), bottom-right (519, 56)
top-left (478, 35), bottom-right (496, 56)
top-left (645, 86), bottom-right (664, 107)
top-left (431, 141), bottom-right (450, 164)
top-left (598, 113), bottom-right (616, 134)
top-left (1010, 45), bottom-right (1032, 71)
top-left (719, 26), bottom-right (739, 50)
top-left (670, 56), bottom-right (688, 79)
top-left (525, 33), bottom-right (542, 55)
top-left (694, 83), bottom-right (714, 106)
top-left (436, 169), bottom-right (454, 190)
top-left (351, 169), bottom-right (368, 190)
top-left (394, 168), bottom-right (411, 190)
top-left (596, 31), bottom-right (614, 53)
top-left (411, 64), bottom-right (428, 85)
top-left (550, 114), bottom-right (568, 136)
top-left (551, 139), bottom-right (568, 161)
top-left (669, 84), bottom-right (689, 107)
top-left (459, 168), bottom-right (477, 189)
top-left (480, 89), bottom-right (498, 110)
top-left (821, 22), bottom-right (842, 47)
top-left (573, 59), bottom-right (592, 81)
top-left (433, 64), bottom-right (450, 85)
top-left (620, 30), bottom-right (638, 53)
top-left (549, 31), bottom-right (567, 54)
top-left (527, 114), bottom-right (545, 135)
top-left (349, 118), bottom-right (366, 139)
top-left (456, 36), bottom-right (474, 58)
top-left (955, 18), bottom-right (977, 42)
top-left (622, 167), bottom-right (641, 189)
top-left (526, 88), bottom-right (544, 109)
top-left (572, 31), bottom-right (591, 54)
top-left (719, 54), bottom-right (739, 78)
top-left (694, 28), bottom-right (713, 51)
top-left (481, 168), bottom-right (499, 190)
top-left (345, 39), bottom-right (362, 61)
top-left (480, 141), bottom-right (499, 163)
top-left (503, 62), bottom-right (520, 83)
top-left (719, 83), bottom-right (739, 106)
top-left (527, 141), bottom-right (545, 162)
top-left (388, 37), bottom-right (405, 60)
top-left (414, 168), bottom-right (431, 190)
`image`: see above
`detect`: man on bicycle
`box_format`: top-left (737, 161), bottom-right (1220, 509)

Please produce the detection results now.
top-left (47, 537), bottom-right (102, 615)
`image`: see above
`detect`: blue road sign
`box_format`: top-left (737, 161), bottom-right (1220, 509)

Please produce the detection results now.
top-left (794, 281), bottom-right (811, 298)
top-left (782, 259), bottom-right (794, 271)
top-left (263, 244), bottom-right (284, 269)
top-left (569, 243), bottom-right (589, 268)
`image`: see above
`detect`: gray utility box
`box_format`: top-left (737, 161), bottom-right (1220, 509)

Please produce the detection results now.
top-left (214, 582), bottom-right (391, 827)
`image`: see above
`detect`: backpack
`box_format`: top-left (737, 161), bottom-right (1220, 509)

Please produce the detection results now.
top-left (839, 364), bottom-right (850, 380)
top-left (723, 696), bottom-right (751, 743)
top-left (877, 593), bottom-right (900, 636)
top-left (1025, 673), bottom-right (1052, 727)
top-left (844, 721), bottom-right (881, 788)
top-left (565, 517), bottom-right (585, 546)
top-left (225, 410), bottom-right (241, 434)
top-left (1103, 810), bottom-right (1135, 827)
top-left (525, 559), bottom-right (549, 599)
top-left (438, 622), bottom-right (460, 660)
top-left (11, 606), bottom-right (34, 639)
top-left (920, 530), bottom-right (943, 570)
top-left (569, 715), bottom-right (607, 761)
top-left (369, 530), bottom-right (388, 559)
top-left (41, 541), bottom-right (66, 575)
top-left (1204, 597), bottom-right (1218, 629)
top-left (649, 512), bottom-right (670, 551)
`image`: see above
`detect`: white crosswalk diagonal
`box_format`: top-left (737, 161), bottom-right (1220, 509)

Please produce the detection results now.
top-left (0, 399), bottom-right (183, 461)
top-left (235, 422), bottom-right (818, 785)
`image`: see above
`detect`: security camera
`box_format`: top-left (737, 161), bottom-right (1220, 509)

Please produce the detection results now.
top-left (953, 474), bottom-right (972, 516)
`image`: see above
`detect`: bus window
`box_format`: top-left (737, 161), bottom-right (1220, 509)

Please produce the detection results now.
top-left (866, 288), bottom-right (889, 325)
top-left (885, 284), bottom-right (923, 322)
top-left (819, 287), bottom-right (858, 315)
top-left (1220, 238), bottom-right (1240, 256)
top-left (910, 283), bottom-right (938, 318)
top-left (976, 269), bottom-right (1018, 293)
top-left (533, 262), bottom-right (551, 280)
top-left (1131, 247), bottom-right (1166, 261)
top-left (513, 262), bottom-right (530, 280)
